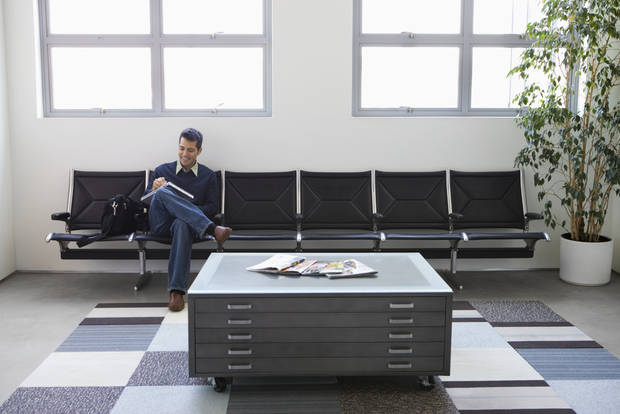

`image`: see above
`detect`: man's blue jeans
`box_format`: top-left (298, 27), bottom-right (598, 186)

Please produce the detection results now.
top-left (148, 187), bottom-right (213, 293)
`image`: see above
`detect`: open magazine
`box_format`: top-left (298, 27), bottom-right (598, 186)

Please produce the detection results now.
top-left (140, 181), bottom-right (194, 204)
top-left (246, 254), bottom-right (377, 278)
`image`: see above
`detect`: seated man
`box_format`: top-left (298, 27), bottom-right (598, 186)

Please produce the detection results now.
top-left (146, 128), bottom-right (231, 311)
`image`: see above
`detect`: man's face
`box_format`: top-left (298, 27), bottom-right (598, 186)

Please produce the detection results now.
top-left (178, 137), bottom-right (202, 170)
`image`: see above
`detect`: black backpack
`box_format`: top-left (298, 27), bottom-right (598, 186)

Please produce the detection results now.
top-left (77, 195), bottom-right (147, 247)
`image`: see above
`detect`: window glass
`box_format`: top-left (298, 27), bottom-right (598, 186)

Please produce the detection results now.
top-left (362, 0), bottom-right (461, 34)
top-left (471, 48), bottom-right (524, 108)
top-left (361, 47), bottom-right (460, 108)
top-left (164, 47), bottom-right (263, 109)
top-left (472, 47), bottom-right (564, 108)
top-left (162, 0), bottom-right (263, 34)
top-left (577, 74), bottom-right (586, 114)
top-left (473, 0), bottom-right (543, 34)
top-left (48, 0), bottom-right (150, 34)
top-left (50, 47), bottom-right (152, 109)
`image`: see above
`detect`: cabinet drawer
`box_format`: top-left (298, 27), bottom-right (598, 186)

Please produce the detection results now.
top-left (195, 312), bottom-right (445, 328)
top-left (192, 296), bottom-right (446, 313)
top-left (196, 327), bottom-right (445, 343)
top-left (195, 342), bottom-right (445, 358)
top-left (195, 357), bottom-right (444, 375)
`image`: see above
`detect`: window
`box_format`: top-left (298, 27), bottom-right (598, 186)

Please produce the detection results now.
top-left (38, 0), bottom-right (272, 117)
top-left (353, 0), bottom-right (543, 116)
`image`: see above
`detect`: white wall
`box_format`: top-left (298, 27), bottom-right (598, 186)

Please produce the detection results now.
top-left (0, 0), bottom-right (16, 280)
top-left (611, 195), bottom-right (620, 274)
top-left (4, 0), bottom-right (563, 273)
top-left (608, 26), bottom-right (620, 274)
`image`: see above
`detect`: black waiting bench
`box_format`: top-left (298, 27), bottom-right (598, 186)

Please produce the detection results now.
top-left (47, 169), bottom-right (550, 290)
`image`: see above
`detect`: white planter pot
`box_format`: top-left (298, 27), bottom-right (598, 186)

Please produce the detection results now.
top-left (560, 233), bottom-right (614, 286)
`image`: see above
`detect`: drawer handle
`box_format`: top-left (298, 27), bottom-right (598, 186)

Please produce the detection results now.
top-left (388, 362), bottom-right (412, 369)
top-left (390, 303), bottom-right (414, 309)
top-left (227, 304), bottom-right (252, 310)
top-left (389, 347), bottom-right (413, 354)
top-left (228, 363), bottom-right (252, 370)
top-left (228, 349), bottom-right (252, 355)
top-left (389, 332), bottom-right (413, 339)
top-left (227, 334), bottom-right (253, 341)
top-left (389, 318), bottom-right (413, 324)
top-left (228, 319), bottom-right (252, 325)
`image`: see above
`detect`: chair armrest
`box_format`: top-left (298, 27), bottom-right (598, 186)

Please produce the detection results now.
top-left (525, 212), bottom-right (544, 221)
top-left (51, 212), bottom-right (70, 223)
top-left (449, 212), bottom-right (464, 220)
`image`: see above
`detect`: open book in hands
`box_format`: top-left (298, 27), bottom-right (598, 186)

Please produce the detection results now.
top-left (140, 181), bottom-right (194, 205)
top-left (246, 254), bottom-right (377, 278)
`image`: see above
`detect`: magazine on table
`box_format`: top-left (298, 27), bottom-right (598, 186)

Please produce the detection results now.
top-left (246, 254), bottom-right (307, 273)
top-left (140, 181), bottom-right (194, 204)
top-left (246, 254), bottom-right (377, 278)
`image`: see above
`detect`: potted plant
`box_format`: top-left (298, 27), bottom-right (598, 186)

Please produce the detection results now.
top-left (509, 0), bottom-right (620, 285)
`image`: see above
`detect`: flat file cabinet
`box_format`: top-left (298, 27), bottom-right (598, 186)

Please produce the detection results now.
top-left (188, 253), bottom-right (453, 391)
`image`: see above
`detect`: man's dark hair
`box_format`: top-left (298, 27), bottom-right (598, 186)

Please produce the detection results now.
top-left (179, 128), bottom-right (203, 149)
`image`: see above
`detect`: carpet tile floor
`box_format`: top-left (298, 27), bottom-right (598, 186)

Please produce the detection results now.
top-left (1, 300), bottom-right (619, 413)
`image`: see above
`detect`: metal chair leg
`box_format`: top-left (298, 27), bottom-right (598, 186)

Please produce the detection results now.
top-left (440, 240), bottom-right (463, 291)
top-left (134, 245), bottom-right (152, 291)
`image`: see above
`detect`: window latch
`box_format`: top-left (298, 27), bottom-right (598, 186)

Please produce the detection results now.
top-left (399, 106), bottom-right (414, 113)
top-left (401, 31), bottom-right (414, 39)
top-left (210, 31), bottom-right (224, 39)
top-left (211, 102), bottom-right (224, 114)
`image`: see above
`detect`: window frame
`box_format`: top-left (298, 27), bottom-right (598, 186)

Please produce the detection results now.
top-left (38, 0), bottom-right (272, 117)
top-left (353, 0), bottom-right (535, 117)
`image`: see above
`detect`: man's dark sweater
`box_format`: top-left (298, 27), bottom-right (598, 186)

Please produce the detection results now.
top-left (146, 161), bottom-right (219, 219)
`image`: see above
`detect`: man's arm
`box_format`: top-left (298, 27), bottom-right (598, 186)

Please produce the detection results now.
top-left (145, 168), bottom-right (166, 195)
top-left (198, 172), bottom-right (220, 219)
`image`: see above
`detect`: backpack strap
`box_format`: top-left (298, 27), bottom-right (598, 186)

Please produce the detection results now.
top-left (76, 205), bottom-right (116, 247)
top-left (76, 232), bottom-right (107, 248)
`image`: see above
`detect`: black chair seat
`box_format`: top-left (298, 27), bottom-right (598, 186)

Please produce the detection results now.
top-left (465, 232), bottom-right (550, 241)
top-left (301, 232), bottom-right (380, 241)
top-left (229, 233), bottom-right (298, 241)
top-left (131, 233), bottom-right (215, 244)
top-left (385, 232), bottom-right (466, 241)
top-left (46, 232), bottom-right (131, 243)
top-left (133, 232), bottom-right (298, 243)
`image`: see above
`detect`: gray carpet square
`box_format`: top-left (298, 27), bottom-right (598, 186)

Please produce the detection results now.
top-left (57, 325), bottom-right (160, 352)
top-left (340, 376), bottom-right (458, 414)
top-left (0, 386), bottom-right (123, 414)
top-left (518, 348), bottom-right (620, 380)
top-left (227, 383), bottom-right (340, 414)
top-left (471, 300), bottom-right (567, 323)
top-left (127, 351), bottom-right (211, 386)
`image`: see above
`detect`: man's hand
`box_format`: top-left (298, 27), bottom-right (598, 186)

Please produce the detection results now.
top-left (152, 177), bottom-right (167, 191)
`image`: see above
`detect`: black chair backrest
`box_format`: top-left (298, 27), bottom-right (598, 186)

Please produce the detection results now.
top-left (300, 171), bottom-right (373, 230)
top-left (224, 171), bottom-right (297, 230)
top-left (450, 170), bottom-right (525, 229)
top-left (375, 171), bottom-right (449, 230)
top-left (69, 170), bottom-right (147, 230)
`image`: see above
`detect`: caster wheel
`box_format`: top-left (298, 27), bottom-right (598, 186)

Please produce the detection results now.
top-left (418, 375), bottom-right (435, 391)
top-left (213, 377), bottom-right (227, 392)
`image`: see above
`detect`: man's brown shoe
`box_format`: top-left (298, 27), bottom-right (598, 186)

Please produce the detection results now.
top-left (214, 226), bottom-right (232, 244)
top-left (168, 291), bottom-right (185, 312)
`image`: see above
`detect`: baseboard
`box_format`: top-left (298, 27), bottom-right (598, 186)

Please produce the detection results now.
top-left (13, 267), bottom-right (564, 275)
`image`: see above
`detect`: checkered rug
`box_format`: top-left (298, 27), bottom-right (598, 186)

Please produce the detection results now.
top-left (2, 300), bottom-right (620, 414)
